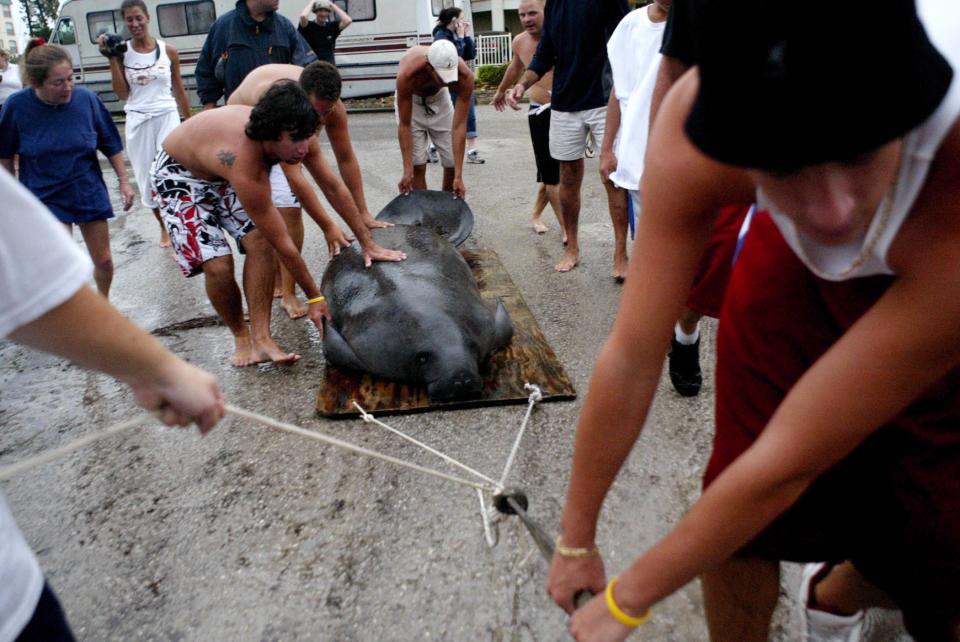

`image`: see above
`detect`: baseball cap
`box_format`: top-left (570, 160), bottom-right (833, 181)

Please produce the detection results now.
top-left (427, 40), bottom-right (459, 84)
top-left (684, 0), bottom-right (953, 171)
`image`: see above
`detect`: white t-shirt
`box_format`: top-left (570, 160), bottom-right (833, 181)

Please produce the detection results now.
top-left (606, 6), bottom-right (666, 191)
top-left (0, 64), bottom-right (21, 106)
top-left (0, 168), bottom-right (92, 641)
top-left (123, 39), bottom-right (178, 117)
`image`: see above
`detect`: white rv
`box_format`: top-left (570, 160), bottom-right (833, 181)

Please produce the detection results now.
top-left (48, 0), bottom-right (470, 110)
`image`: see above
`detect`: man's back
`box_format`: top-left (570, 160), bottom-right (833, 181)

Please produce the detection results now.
top-left (163, 106), bottom-right (260, 182)
top-left (228, 64), bottom-right (301, 106)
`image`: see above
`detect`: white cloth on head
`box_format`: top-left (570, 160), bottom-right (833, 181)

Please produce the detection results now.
top-left (0, 169), bottom-right (93, 641)
top-left (760, 0), bottom-right (960, 280)
top-left (607, 6), bottom-right (665, 191)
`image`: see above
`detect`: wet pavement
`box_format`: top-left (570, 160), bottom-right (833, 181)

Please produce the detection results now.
top-left (0, 105), bottom-right (909, 641)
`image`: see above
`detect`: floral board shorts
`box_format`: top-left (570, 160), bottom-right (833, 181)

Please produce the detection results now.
top-left (151, 150), bottom-right (256, 277)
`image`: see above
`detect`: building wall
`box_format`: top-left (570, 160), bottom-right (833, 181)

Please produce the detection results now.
top-left (473, 9), bottom-right (521, 36)
top-left (1, 0), bottom-right (19, 55)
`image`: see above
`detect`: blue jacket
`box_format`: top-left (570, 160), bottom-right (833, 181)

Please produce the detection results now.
top-left (196, 0), bottom-right (314, 105)
top-left (432, 25), bottom-right (476, 61)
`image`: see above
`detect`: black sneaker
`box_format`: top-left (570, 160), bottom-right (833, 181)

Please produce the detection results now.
top-left (668, 337), bottom-right (702, 397)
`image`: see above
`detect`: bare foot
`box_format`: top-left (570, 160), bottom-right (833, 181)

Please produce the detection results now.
top-left (281, 294), bottom-right (309, 319)
top-left (532, 219), bottom-right (548, 234)
top-left (231, 336), bottom-right (259, 367)
top-left (253, 338), bottom-right (301, 365)
top-left (273, 285), bottom-right (283, 298)
top-left (613, 255), bottom-right (629, 283)
top-left (555, 249), bottom-right (579, 273)
top-left (159, 233), bottom-right (172, 249)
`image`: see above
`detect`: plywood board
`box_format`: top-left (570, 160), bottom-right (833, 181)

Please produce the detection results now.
top-left (316, 249), bottom-right (576, 417)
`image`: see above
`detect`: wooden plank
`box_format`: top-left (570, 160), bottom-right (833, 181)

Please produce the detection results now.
top-left (316, 248), bottom-right (576, 418)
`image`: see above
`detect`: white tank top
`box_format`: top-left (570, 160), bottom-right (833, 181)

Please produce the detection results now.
top-left (123, 39), bottom-right (178, 116)
top-left (759, 0), bottom-right (960, 281)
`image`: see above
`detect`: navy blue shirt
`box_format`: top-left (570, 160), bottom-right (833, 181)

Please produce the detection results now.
top-left (528, 0), bottom-right (628, 112)
top-left (0, 86), bottom-right (123, 223)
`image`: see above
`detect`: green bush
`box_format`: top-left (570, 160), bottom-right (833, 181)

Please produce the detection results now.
top-left (476, 63), bottom-right (509, 87)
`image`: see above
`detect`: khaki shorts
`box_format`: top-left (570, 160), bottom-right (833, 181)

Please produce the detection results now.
top-left (549, 106), bottom-right (607, 161)
top-left (396, 88), bottom-right (455, 168)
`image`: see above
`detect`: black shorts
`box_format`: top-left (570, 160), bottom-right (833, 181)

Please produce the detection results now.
top-left (528, 104), bottom-right (560, 186)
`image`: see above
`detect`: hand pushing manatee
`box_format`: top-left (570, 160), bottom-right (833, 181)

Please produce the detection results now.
top-left (321, 225), bottom-right (514, 400)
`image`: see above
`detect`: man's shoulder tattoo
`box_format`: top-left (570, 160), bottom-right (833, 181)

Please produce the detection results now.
top-left (217, 149), bottom-right (237, 168)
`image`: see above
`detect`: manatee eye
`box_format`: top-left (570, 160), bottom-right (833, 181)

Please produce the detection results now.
top-left (416, 352), bottom-right (430, 365)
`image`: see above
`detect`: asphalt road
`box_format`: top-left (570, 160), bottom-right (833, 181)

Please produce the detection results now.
top-left (0, 104), bottom-right (909, 641)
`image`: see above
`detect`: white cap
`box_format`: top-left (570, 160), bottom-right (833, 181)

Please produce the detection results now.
top-left (426, 40), bottom-right (459, 84)
top-left (312, 0), bottom-right (331, 11)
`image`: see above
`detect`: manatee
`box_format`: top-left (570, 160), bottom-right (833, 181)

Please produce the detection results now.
top-left (320, 225), bottom-right (514, 400)
top-left (375, 190), bottom-right (474, 246)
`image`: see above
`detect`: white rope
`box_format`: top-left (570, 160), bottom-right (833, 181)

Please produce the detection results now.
top-left (225, 405), bottom-right (498, 493)
top-left (497, 384), bottom-right (543, 488)
top-left (352, 401), bottom-right (499, 487)
top-left (0, 415), bottom-right (150, 481)
top-left (477, 488), bottom-right (500, 548)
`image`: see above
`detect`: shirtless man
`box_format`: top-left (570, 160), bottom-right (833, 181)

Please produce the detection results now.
top-left (492, 0), bottom-right (563, 238)
top-left (229, 61), bottom-right (403, 318)
top-left (152, 82), bottom-right (335, 367)
top-left (395, 39), bottom-right (474, 199)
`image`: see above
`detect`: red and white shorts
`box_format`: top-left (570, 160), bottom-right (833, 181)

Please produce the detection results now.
top-left (151, 150), bottom-right (256, 277)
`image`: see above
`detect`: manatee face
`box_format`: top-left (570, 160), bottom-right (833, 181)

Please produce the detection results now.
top-left (320, 225), bottom-right (513, 400)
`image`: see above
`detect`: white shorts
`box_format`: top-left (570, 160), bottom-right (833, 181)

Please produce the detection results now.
top-left (549, 106), bottom-right (607, 162)
top-left (126, 109), bottom-right (180, 209)
top-left (269, 165), bottom-right (300, 209)
top-left (396, 88), bottom-right (455, 168)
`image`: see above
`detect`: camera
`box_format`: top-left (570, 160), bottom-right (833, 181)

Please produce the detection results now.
top-left (100, 33), bottom-right (127, 58)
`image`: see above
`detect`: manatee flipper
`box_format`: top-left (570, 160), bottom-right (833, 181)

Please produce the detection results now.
top-left (322, 323), bottom-right (367, 372)
top-left (491, 298), bottom-right (514, 350)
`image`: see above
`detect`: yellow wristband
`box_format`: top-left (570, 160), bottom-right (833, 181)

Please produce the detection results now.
top-left (604, 577), bottom-right (651, 628)
top-left (555, 536), bottom-right (600, 559)
top-left (307, 296), bottom-right (326, 304)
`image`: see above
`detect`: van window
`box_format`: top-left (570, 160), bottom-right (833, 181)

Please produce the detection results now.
top-left (87, 10), bottom-right (130, 42)
top-left (157, 0), bottom-right (216, 37)
top-left (431, 0), bottom-right (455, 16)
top-left (52, 18), bottom-right (77, 45)
top-left (333, 0), bottom-right (375, 22)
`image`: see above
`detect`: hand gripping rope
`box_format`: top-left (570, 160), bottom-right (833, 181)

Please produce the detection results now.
top-left (0, 384), bottom-right (558, 556)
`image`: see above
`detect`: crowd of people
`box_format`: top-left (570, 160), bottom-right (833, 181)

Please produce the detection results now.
top-left (2, 0), bottom-right (960, 639)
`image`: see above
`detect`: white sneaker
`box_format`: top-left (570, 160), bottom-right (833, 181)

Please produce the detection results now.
top-left (800, 563), bottom-right (865, 642)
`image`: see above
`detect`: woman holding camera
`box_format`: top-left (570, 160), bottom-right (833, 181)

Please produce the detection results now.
top-left (99, 0), bottom-right (191, 248)
top-left (0, 42), bottom-right (134, 299)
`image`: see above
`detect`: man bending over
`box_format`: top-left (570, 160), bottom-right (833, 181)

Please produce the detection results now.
top-left (153, 82), bottom-right (339, 366)
top-left (395, 40), bottom-right (474, 199)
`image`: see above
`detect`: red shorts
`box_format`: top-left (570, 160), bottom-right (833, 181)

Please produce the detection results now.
top-left (686, 204), bottom-right (751, 319)
top-left (710, 212), bottom-right (960, 637)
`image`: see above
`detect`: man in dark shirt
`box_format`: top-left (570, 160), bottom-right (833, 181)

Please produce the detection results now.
top-left (298, 0), bottom-right (353, 65)
top-left (195, 0), bottom-right (314, 108)
top-left (508, 0), bottom-right (628, 275)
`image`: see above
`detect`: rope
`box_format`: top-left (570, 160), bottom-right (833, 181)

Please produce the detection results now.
top-left (497, 384), bottom-right (543, 488)
top-left (352, 401), bottom-right (498, 487)
top-left (0, 415), bottom-right (149, 482)
top-left (225, 405), bottom-right (497, 493)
